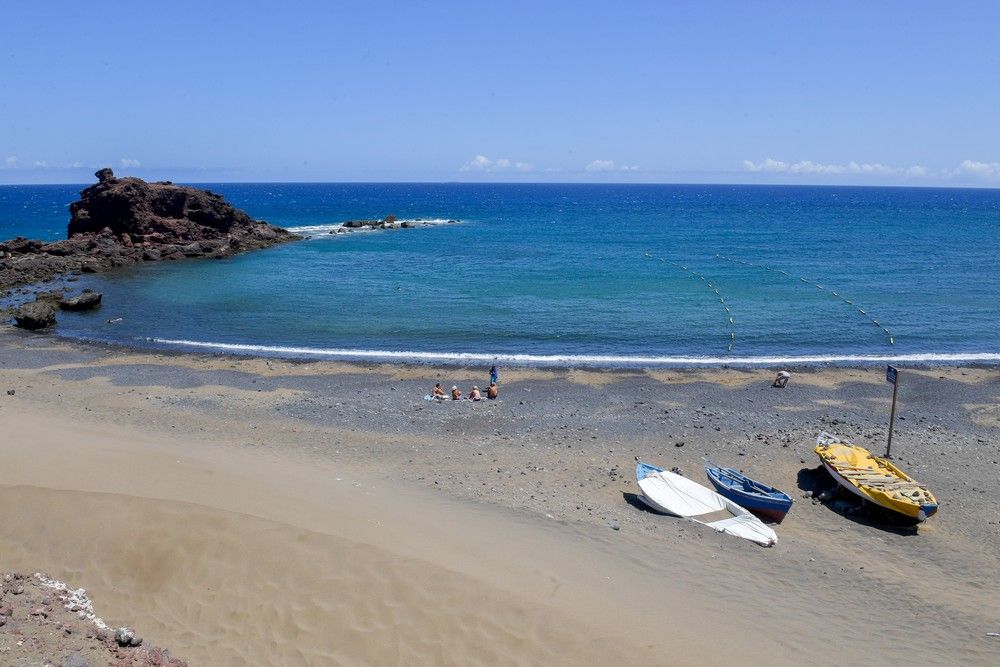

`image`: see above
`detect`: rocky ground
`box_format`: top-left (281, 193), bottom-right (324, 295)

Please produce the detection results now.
top-left (0, 572), bottom-right (186, 667)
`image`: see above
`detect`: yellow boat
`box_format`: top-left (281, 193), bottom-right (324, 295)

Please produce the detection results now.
top-left (815, 433), bottom-right (938, 521)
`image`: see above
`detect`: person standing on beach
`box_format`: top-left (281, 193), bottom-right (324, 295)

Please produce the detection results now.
top-left (490, 364), bottom-right (499, 385)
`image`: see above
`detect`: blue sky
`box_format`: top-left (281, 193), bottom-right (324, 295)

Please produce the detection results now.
top-left (1, 1), bottom-right (998, 185)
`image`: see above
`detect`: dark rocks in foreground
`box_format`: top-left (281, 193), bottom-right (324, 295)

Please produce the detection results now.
top-left (1, 571), bottom-right (187, 666)
top-left (1, 169), bottom-right (300, 295)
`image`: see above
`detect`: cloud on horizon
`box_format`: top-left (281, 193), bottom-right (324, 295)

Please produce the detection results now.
top-left (585, 159), bottom-right (640, 173)
top-left (461, 154), bottom-right (533, 173)
top-left (3, 156), bottom-right (17, 167)
top-left (120, 158), bottom-right (141, 168)
top-left (954, 159), bottom-right (1000, 179)
top-left (742, 158), bottom-right (927, 177)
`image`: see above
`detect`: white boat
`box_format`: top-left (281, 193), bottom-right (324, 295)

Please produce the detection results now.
top-left (636, 460), bottom-right (777, 547)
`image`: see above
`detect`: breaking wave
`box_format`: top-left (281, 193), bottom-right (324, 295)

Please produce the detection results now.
top-left (147, 338), bottom-right (1000, 368)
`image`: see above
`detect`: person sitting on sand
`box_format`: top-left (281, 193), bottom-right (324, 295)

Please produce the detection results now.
top-left (772, 370), bottom-right (791, 388)
top-left (468, 386), bottom-right (482, 401)
top-left (432, 383), bottom-right (446, 400)
top-left (451, 385), bottom-right (462, 400)
top-left (487, 382), bottom-right (498, 400)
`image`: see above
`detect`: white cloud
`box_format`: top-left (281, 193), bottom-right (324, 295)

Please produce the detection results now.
top-left (3, 156), bottom-right (16, 167)
top-left (461, 154), bottom-right (533, 172)
top-left (955, 159), bottom-right (1000, 178)
top-left (743, 158), bottom-right (926, 176)
top-left (34, 160), bottom-right (49, 168)
top-left (585, 159), bottom-right (640, 173)
top-left (120, 158), bottom-right (141, 168)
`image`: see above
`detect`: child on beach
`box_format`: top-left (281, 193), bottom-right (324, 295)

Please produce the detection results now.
top-left (432, 383), bottom-right (446, 400)
top-left (489, 364), bottom-right (499, 385)
top-left (487, 382), bottom-right (498, 399)
top-left (451, 385), bottom-right (462, 400)
top-left (468, 386), bottom-right (482, 401)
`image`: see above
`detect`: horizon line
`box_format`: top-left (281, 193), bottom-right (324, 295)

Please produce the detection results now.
top-left (2, 178), bottom-right (999, 192)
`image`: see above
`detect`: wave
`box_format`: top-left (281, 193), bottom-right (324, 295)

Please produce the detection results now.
top-left (286, 218), bottom-right (459, 237)
top-left (148, 338), bottom-right (1000, 368)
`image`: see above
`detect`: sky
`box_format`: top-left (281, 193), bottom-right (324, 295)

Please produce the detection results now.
top-left (1, 1), bottom-right (999, 185)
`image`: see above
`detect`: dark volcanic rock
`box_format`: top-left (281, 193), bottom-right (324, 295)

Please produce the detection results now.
top-left (0, 169), bottom-right (301, 296)
top-left (59, 291), bottom-right (102, 311)
top-left (14, 300), bottom-right (57, 330)
top-left (67, 169), bottom-right (293, 247)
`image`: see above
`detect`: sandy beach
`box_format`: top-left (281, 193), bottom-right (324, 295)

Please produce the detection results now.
top-left (1, 328), bottom-right (998, 665)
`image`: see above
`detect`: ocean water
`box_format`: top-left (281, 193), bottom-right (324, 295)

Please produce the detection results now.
top-left (2, 183), bottom-right (999, 366)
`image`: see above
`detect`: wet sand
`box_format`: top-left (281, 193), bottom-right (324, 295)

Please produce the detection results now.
top-left (1, 329), bottom-right (998, 665)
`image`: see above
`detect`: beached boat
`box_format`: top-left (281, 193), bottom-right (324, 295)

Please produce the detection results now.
top-left (704, 462), bottom-right (793, 523)
top-left (815, 432), bottom-right (938, 521)
top-left (635, 460), bottom-right (777, 547)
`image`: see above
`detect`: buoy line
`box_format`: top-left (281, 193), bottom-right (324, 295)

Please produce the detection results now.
top-left (646, 253), bottom-right (736, 352)
top-left (715, 255), bottom-right (894, 345)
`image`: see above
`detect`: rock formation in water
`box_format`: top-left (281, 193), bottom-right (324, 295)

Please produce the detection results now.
top-left (1, 169), bottom-right (301, 328)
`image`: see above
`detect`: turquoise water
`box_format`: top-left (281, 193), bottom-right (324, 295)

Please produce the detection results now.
top-left (2, 183), bottom-right (999, 366)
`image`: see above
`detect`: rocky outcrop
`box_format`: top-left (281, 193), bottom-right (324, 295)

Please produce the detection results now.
top-left (0, 169), bottom-right (300, 297)
top-left (59, 290), bottom-right (102, 311)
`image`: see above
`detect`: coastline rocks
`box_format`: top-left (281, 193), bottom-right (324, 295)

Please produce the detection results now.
top-left (14, 300), bottom-right (57, 330)
top-left (59, 290), bottom-right (102, 311)
top-left (341, 214), bottom-right (400, 230)
top-left (0, 169), bottom-right (301, 295)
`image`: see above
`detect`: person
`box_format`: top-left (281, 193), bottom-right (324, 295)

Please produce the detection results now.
top-left (432, 383), bottom-right (446, 400)
top-left (487, 382), bottom-right (498, 400)
top-left (772, 370), bottom-right (791, 388)
top-left (451, 385), bottom-right (462, 400)
top-left (489, 364), bottom-right (499, 385)
top-left (468, 385), bottom-right (482, 401)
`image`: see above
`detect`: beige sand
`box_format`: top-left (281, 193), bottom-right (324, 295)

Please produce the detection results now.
top-left (1, 338), bottom-right (998, 665)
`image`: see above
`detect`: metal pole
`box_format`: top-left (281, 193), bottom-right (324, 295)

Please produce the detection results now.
top-left (886, 372), bottom-right (900, 458)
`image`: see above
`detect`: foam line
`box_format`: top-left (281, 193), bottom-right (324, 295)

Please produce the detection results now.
top-left (148, 338), bottom-right (1000, 367)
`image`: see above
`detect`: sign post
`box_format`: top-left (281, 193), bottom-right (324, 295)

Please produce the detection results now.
top-left (885, 365), bottom-right (899, 458)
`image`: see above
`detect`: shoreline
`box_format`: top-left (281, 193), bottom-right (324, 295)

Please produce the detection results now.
top-left (14, 326), bottom-right (1000, 371)
top-left (2, 330), bottom-right (998, 664)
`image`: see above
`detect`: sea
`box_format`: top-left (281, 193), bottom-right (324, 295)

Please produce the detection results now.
top-left (1, 182), bottom-right (998, 367)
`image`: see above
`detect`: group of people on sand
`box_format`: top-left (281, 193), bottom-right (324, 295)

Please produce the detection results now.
top-left (430, 365), bottom-right (500, 402)
top-left (432, 382), bottom-right (498, 401)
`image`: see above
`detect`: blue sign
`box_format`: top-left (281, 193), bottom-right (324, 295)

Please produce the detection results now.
top-left (886, 365), bottom-right (897, 385)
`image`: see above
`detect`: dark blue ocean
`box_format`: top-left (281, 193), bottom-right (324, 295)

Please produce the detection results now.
top-left (2, 183), bottom-right (998, 366)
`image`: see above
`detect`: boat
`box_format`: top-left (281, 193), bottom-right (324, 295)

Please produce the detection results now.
top-left (704, 461), bottom-right (793, 523)
top-left (815, 432), bottom-right (938, 521)
top-left (635, 460), bottom-right (777, 547)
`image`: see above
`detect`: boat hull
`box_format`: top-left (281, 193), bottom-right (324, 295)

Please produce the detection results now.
top-left (705, 467), bottom-right (793, 524)
top-left (814, 436), bottom-right (939, 522)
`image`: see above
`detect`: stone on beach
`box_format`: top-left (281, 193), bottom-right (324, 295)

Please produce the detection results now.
top-left (13, 300), bottom-right (57, 330)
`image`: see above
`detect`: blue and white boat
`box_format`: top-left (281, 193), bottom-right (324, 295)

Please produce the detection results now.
top-left (704, 462), bottom-right (793, 523)
top-left (635, 459), bottom-right (777, 547)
